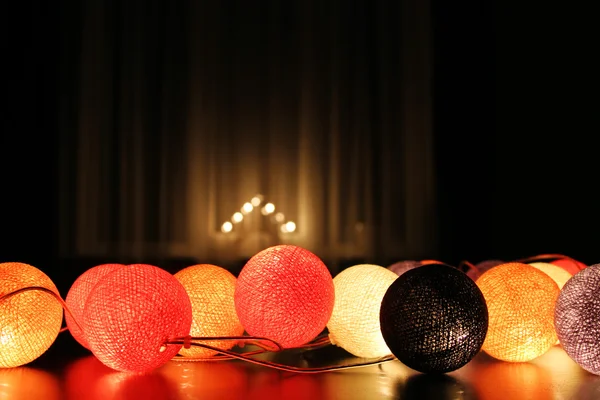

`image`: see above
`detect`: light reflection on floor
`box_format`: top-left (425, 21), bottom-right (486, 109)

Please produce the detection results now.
top-left (0, 346), bottom-right (599, 400)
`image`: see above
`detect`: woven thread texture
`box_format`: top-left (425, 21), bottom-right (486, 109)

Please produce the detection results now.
top-left (65, 264), bottom-right (126, 349)
top-left (529, 262), bottom-right (573, 289)
top-left (328, 264), bottom-right (397, 358)
top-left (174, 264), bottom-right (245, 358)
top-left (235, 245), bottom-right (335, 348)
top-left (0, 262), bottom-right (63, 368)
top-left (379, 264), bottom-right (488, 373)
top-left (477, 262), bottom-right (559, 362)
top-left (83, 264), bottom-right (192, 373)
top-left (555, 264), bottom-right (600, 375)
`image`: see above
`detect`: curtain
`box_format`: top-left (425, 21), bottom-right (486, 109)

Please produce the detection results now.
top-left (58, 0), bottom-right (435, 267)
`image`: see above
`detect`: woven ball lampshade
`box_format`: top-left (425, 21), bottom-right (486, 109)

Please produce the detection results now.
top-left (0, 262), bottom-right (64, 368)
top-left (83, 264), bottom-right (193, 373)
top-left (529, 262), bottom-right (573, 290)
top-left (554, 264), bottom-right (600, 375)
top-left (379, 263), bottom-right (488, 373)
top-left (387, 260), bottom-right (421, 276)
top-left (327, 264), bottom-right (398, 358)
top-left (551, 258), bottom-right (587, 276)
top-left (235, 245), bottom-right (335, 348)
top-left (476, 262), bottom-right (560, 362)
top-left (65, 264), bottom-right (126, 349)
top-left (174, 264), bottom-right (245, 359)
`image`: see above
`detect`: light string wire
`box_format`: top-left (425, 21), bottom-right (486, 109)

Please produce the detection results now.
top-left (0, 286), bottom-right (394, 373)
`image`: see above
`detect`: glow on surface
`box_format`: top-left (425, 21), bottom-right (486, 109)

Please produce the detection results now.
top-left (476, 262), bottom-right (560, 362)
top-left (0, 262), bottom-right (63, 368)
top-left (529, 262), bottom-right (573, 289)
top-left (327, 264), bottom-right (397, 358)
top-left (275, 212), bottom-right (285, 222)
top-left (174, 264), bottom-right (245, 358)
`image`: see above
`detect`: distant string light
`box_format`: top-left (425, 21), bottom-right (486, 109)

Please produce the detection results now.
top-left (221, 195), bottom-right (296, 234)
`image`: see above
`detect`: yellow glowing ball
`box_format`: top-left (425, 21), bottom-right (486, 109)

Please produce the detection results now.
top-left (528, 262), bottom-right (573, 289)
top-left (476, 262), bottom-right (560, 362)
top-left (327, 264), bottom-right (398, 358)
top-left (0, 262), bottom-right (64, 368)
top-left (174, 264), bottom-right (245, 358)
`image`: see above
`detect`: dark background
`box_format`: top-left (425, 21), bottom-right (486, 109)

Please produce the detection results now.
top-left (3, 1), bottom-right (597, 295)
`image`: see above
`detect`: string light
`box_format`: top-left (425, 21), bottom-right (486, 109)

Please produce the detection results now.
top-left (220, 195), bottom-right (296, 233)
top-left (241, 202), bottom-right (253, 214)
top-left (232, 212), bottom-right (243, 223)
top-left (221, 221), bottom-right (233, 233)
top-left (1, 252), bottom-right (597, 377)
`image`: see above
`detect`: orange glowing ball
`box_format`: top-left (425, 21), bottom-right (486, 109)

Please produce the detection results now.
top-left (65, 264), bottom-right (126, 349)
top-left (476, 262), bottom-right (560, 362)
top-left (0, 262), bottom-right (64, 368)
top-left (83, 264), bottom-right (193, 373)
top-left (174, 264), bottom-right (245, 359)
top-left (235, 245), bottom-right (335, 348)
top-left (528, 262), bottom-right (573, 289)
top-left (550, 258), bottom-right (587, 276)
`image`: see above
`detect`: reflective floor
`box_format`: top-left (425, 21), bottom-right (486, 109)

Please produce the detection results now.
top-left (1, 338), bottom-right (599, 400)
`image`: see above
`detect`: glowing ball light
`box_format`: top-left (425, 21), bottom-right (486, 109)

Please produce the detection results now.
top-left (379, 263), bottom-right (488, 373)
top-left (0, 262), bottom-right (63, 368)
top-left (476, 262), bottom-right (560, 362)
top-left (551, 257), bottom-right (587, 276)
top-left (235, 245), bottom-right (335, 348)
top-left (327, 264), bottom-right (398, 358)
top-left (555, 264), bottom-right (600, 375)
top-left (387, 260), bottom-right (421, 276)
top-left (65, 263), bottom-right (126, 349)
top-left (529, 262), bottom-right (573, 289)
top-left (174, 264), bottom-right (245, 358)
top-left (83, 264), bottom-right (193, 373)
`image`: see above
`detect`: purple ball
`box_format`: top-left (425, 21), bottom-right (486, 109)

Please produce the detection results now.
top-left (554, 264), bottom-right (600, 376)
top-left (467, 260), bottom-right (505, 281)
top-left (388, 261), bottom-right (421, 276)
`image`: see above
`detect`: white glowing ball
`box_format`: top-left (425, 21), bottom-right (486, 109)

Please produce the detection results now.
top-left (327, 264), bottom-right (398, 358)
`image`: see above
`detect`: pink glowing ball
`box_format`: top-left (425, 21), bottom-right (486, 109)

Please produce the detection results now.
top-left (83, 264), bottom-right (193, 373)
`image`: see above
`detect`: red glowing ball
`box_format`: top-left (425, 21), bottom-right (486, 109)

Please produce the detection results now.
top-left (235, 245), bottom-right (335, 348)
top-left (83, 264), bottom-right (193, 373)
top-left (65, 264), bottom-right (126, 349)
top-left (550, 258), bottom-right (587, 276)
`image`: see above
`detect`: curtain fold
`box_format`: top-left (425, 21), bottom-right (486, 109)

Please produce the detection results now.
top-left (59, 0), bottom-right (436, 267)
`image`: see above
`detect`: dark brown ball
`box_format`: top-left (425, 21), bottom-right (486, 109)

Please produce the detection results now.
top-left (380, 264), bottom-right (488, 373)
